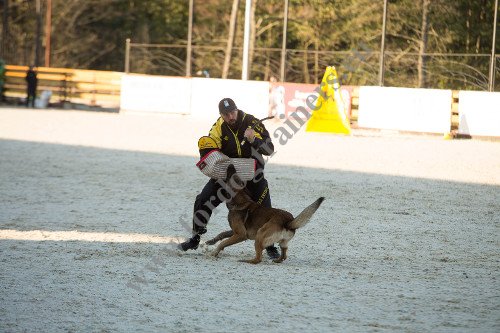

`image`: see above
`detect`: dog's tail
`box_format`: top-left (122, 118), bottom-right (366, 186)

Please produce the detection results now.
top-left (286, 197), bottom-right (325, 230)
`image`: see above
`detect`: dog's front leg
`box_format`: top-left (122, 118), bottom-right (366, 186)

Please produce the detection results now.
top-left (212, 234), bottom-right (245, 257)
top-left (240, 257), bottom-right (262, 264)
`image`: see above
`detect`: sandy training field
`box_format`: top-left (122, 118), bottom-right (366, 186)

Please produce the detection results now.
top-left (1, 107), bottom-right (499, 332)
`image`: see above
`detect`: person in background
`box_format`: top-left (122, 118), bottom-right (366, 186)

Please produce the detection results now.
top-left (0, 59), bottom-right (6, 103)
top-left (269, 76), bottom-right (285, 119)
top-left (25, 65), bottom-right (38, 108)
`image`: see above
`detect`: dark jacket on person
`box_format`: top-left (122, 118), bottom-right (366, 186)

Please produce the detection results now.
top-left (26, 69), bottom-right (38, 93)
top-left (207, 110), bottom-right (274, 169)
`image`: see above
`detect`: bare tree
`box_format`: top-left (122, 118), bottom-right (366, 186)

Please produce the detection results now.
top-left (1, 0), bottom-right (9, 59)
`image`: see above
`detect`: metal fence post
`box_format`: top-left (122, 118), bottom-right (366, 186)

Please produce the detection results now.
top-left (125, 38), bottom-right (130, 73)
top-left (186, 0), bottom-right (193, 77)
top-left (378, 0), bottom-right (388, 86)
top-left (242, 0), bottom-right (251, 80)
top-left (489, 0), bottom-right (498, 91)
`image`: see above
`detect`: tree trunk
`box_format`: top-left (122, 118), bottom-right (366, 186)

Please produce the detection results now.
top-left (264, 54), bottom-right (270, 81)
top-left (303, 46), bottom-right (310, 84)
top-left (418, 0), bottom-right (430, 88)
top-left (314, 40), bottom-right (319, 84)
top-left (222, 0), bottom-right (239, 79)
top-left (466, 7), bottom-right (471, 53)
top-left (2, 0), bottom-right (9, 59)
top-left (35, 0), bottom-right (42, 66)
top-left (263, 24), bottom-right (272, 81)
top-left (475, 0), bottom-right (488, 53)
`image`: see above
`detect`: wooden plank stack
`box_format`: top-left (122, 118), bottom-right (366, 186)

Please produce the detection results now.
top-left (3, 65), bottom-right (123, 109)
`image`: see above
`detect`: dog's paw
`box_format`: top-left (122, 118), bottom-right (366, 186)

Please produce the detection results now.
top-left (239, 258), bottom-right (261, 264)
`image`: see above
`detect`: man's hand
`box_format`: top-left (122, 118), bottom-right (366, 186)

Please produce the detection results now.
top-left (244, 127), bottom-right (255, 143)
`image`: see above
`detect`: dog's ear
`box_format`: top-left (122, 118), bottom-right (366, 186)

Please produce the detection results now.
top-left (226, 164), bottom-right (245, 190)
top-left (226, 164), bottom-right (237, 182)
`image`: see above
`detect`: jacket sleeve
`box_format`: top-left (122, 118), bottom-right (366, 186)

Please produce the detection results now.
top-left (208, 118), bottom-right (224, 149)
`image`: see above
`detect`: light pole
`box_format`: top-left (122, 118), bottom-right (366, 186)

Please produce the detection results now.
top-left (378, 0), bottom-right (388, 86)
top-left (242, 0), bottom-right (251, 80)
top-left (125, 38), bottom-right (130, 73)
top-left (280, 0), bottom-right (289, 83)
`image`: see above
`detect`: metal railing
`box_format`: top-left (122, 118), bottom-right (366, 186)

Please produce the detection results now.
top-left (124, 41), bottom-right (500, 91)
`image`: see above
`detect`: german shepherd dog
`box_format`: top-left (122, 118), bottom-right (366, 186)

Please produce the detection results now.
top-left (207, 165), bottom-right (324, 264)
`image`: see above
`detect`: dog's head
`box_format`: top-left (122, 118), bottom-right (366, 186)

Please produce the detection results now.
top-left (225, 164), bottom-right (244, 187)
top-left (225, 164), bottom-right (252, 210)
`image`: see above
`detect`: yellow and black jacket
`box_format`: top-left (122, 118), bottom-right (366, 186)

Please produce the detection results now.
top-left (200, 110), bottom-right (274, 169)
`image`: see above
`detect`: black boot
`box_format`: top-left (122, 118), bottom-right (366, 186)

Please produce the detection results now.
top-left (178, 234), bottom-right (200, 251)
top-left (266, 245), bottom-right (280, 260)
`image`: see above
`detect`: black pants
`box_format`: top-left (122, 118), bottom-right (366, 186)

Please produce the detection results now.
top-left (192, 175), bottom-right (271, 235)
top-left (26, 88), bottom-right (36, 107)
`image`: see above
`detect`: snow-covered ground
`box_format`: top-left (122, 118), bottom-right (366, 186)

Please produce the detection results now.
top-left (1, 108), bottom-right (499, 332)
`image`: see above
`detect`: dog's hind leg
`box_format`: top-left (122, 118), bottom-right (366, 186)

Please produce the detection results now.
top-left (273, 239), bottom-right (290, 263)
top-left (273, 247), bottom-right (288, 263)
top-left (205, 230), bottom-right (234, 245)
top-left (241, 222), bottom-right (282, 264)
top-left (240, 241), bottom-right (264, 264)
top-left (212, 234), bottom-right (246, 257)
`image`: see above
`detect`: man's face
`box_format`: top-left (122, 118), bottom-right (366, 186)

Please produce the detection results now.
top-left (221, 109), bottom-right (238, 127)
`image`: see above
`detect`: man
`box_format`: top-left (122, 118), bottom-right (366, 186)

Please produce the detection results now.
top-left (179, 97), bottom-right (280, 259)
top-left (25, 65), bottom-right (38, 108)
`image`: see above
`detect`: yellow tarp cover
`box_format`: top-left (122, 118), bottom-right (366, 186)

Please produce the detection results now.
top-left (306, 66), bottom-right (351, 134)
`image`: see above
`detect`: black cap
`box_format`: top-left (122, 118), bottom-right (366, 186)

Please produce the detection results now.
top-left (218, 98), bottom-right (238, 115)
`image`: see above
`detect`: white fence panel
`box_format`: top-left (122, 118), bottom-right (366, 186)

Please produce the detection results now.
top-left (120, 74), bottom-right (191, 114)
top-left (358, 86), bottom-right (452, 133)
top-left (458, 91), bottom-right (500, 137)
top-left (190, 78), bottom-right (270, 119)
